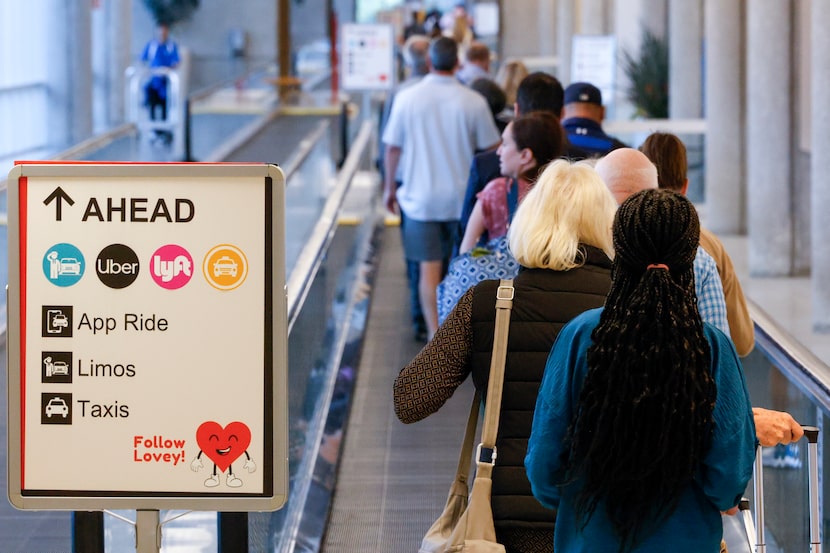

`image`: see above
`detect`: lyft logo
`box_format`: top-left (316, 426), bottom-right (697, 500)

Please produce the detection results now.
top-left (149, 244), bottom-right (193, 290)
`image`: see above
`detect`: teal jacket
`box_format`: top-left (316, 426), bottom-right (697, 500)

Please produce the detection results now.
top-left (525, 308), bottom-right (757, 553)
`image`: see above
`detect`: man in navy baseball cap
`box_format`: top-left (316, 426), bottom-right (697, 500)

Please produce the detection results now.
top-left (562, 82), bottom-right (627, 157)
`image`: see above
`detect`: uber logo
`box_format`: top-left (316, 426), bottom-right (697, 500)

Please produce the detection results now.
top-left (96, 244), bottom-right (140, 289)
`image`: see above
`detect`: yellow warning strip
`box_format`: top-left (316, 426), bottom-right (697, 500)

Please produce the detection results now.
top-left (336, 215), bottom-right (400, 226)
top-left (278, 105), bottom-right (344, 116)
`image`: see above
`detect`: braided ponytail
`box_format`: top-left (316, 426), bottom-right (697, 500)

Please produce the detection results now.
top-left (564, 189), bottom-right (716, 551)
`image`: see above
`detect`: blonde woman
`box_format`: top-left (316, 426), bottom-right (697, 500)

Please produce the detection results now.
top-left (496, 59), bottom-right (530, 108)
top-left (394, 160), bottom-right (618, 553)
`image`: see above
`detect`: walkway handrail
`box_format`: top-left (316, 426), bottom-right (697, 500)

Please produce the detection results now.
top-left (202, 105), bottom-right (330, 180)
top-left (0, 122), bottom-right (138, 216)
top-left (200, 106), bottom-right (282, 163)
top-left (748, 299), bottom-right (830, 415)
top-left (187, 61), bottom-right (274, 103)
top-left (280, 120), bottom-right (330, 182)
top-left (285, 118), bottom-right (373, 335)
top-left (603, 118), bottom-right (707, 135)
top-left (50, 123), bottom-right (138, 160)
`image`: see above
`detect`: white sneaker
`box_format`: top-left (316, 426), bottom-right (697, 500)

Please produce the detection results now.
top-left (204, 474), bottom-right (221, 487)
top-left (226, 474), bottom-right (243, 488)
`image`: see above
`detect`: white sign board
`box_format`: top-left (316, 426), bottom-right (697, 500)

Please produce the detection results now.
top-left (472, 3), bottom-right (500, 37)
top-left (571, 35), bottom-right (617, 109)
top-left (6, 162), bottom-right (288, 511)
top-left (341, 23), bottom-right (395, 91)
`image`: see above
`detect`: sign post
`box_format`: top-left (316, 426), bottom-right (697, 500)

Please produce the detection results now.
top-left (6, 162), bottom-right (288, 545)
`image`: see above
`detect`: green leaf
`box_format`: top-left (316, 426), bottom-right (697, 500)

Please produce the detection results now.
top-left (621, 28), bottom-right (668, 118)
top-left (142, 0), bottom-right (200, 26)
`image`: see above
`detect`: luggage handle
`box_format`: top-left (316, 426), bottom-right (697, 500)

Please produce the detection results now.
top-left (754, 425), bottom-right (820, 553)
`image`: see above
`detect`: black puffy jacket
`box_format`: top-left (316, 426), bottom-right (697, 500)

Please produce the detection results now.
top-left (469, 245), bottom-right (612, 531)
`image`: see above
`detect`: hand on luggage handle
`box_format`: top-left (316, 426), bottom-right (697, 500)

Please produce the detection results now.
top-left (753, 425), bottom-right (820, 553)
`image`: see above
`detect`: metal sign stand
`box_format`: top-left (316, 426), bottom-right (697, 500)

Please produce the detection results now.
top-left (136, 510), bottom-right (161, 553)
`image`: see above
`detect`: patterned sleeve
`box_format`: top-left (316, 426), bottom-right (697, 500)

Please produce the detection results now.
top-left (694, 247), bottom-right (730, 337)
top-left (477, 178), bottom-right (508, 240)
top-left (393, 287), bottom-right (475, 423)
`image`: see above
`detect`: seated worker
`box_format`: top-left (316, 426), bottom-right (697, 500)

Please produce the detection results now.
top-left (561, 82), bottom-right (627, 157)
top-left (141, 23), bottom-right (180, 137)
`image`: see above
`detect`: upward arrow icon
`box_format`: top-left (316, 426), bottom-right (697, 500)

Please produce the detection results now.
top-left (43, 187), bottom-right (75, 221)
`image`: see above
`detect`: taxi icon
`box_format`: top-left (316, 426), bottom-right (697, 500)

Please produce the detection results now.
top-left (213, 256), bottom-right (238, 277)
top-left (45, 397), bottom-right (69, 418)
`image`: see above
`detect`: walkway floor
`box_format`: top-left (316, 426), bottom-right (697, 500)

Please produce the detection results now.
top-left (321, 225), bottom-right (475, 552)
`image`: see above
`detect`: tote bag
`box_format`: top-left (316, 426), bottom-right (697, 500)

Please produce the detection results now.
top-left (436, 236), bottom-right (519, 324)
top-left (419, 281), bottom-right (513, 553)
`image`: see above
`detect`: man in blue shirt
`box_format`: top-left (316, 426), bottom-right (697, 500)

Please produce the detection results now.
top-left (562, 82), bottom-right (627, 157)
top-left (595, 148), bottom-right (730, 335)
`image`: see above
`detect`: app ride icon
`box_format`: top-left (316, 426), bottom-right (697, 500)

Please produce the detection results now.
top-left (43, 243), bottom-right (85, 287)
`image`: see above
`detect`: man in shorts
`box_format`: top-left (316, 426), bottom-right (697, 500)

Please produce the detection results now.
top-left (383, 36), bottom-right (500, 339)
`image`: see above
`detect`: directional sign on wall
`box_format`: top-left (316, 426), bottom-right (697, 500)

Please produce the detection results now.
top-left (341, 23), bottom-right (395, 91)
top-left (6, 162), bottom-right (288, 511)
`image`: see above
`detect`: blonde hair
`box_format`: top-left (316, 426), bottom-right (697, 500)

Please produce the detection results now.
top-left (508, 159), bottom-right (616, 270)
top-left (496, 59), bottom-right (529, 107)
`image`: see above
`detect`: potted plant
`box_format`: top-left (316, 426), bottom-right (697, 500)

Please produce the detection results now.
top-left (142, 0), bottom-right (200, 26)
top-left (621, 28), bottom-right (668, 118)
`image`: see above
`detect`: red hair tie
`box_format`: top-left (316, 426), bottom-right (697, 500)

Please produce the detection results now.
top-left (646, 263), bottom-right (669, 271)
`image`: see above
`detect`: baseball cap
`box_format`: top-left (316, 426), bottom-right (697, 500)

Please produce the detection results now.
top-left (564, 82), bottom-right (603, 106)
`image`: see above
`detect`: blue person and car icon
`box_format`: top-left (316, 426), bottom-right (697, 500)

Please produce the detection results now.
top-left (43, 243), bottom-right (85, 287)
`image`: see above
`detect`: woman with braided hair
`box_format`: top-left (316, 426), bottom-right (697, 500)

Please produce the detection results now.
top-left (525, 189), bottom-right (756, 553)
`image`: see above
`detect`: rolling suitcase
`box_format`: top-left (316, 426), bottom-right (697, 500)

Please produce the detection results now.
top-left (722, 426), bottom-right (821, 553)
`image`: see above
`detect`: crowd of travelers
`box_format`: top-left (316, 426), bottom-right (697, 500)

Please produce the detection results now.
top-left (382, 16), bottom-right (804, 553)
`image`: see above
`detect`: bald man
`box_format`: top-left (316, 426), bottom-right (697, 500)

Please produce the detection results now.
top-left (595, 148), bottom-right (804, 453)
top-left (595, 149), bottom-right (730, 336)
top-left (595, 148), bottom-right (659, 204)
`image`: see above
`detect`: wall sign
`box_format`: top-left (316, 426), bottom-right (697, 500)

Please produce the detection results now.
top-left (6, 162), bottom-right (288, 511)
top-left (341, 23), bottom-right (395, 91)
top-left (571, 34), bottom-right (617, 110)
